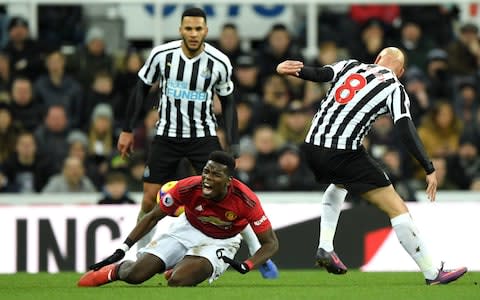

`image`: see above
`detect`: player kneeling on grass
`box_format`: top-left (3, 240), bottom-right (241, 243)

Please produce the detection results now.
top-left (78, 151), bottom-right (278, 287)
top-left (160, 181), bottom-right (279, 279)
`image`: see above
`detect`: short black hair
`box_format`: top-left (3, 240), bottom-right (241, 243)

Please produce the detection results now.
top-left (222, 23), bottom-right (236, 30)
top-left (182, 7), bottom-right (207, 23)
top-left (209, 151), bottom-right (235, 175)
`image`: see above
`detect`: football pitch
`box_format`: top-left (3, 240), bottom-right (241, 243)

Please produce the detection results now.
top-left (1, 270), bottom-right (479, 300)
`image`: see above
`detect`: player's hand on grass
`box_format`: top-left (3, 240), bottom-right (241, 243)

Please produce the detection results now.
top-left (89, 249), bottom-right (125, 271)
top-left (259, 259), bottom-right (279, 279)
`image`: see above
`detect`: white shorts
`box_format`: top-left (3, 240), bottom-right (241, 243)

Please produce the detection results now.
top-left (138, 213), bottom-right (242, 283)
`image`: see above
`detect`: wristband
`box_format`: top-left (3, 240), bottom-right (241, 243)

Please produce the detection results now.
top-left (119, 243), bottom-right (130, 252)
top-left (124, 237), bottom-right (134, 248)
top-left (244, 259), bottom-right (254, 270)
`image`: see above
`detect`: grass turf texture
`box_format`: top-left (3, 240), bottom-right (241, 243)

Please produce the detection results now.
top-left (1, 270), bottom-right (479, 300)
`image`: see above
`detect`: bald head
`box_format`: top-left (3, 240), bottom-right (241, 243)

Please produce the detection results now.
top-left (374, 47), bottom-right (405, 78)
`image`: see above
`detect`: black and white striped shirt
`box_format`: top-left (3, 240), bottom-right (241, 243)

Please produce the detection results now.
top-left (306, 59), bottom-right (411, 150)
top-left (138, 40), bottom-right (234, 138)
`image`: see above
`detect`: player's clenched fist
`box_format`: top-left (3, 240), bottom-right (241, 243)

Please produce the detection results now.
top-left (276, 60), bottom-right (304, 76)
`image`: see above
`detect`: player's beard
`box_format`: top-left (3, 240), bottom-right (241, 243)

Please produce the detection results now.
top-left (182, 36), bottom-right (204, 55)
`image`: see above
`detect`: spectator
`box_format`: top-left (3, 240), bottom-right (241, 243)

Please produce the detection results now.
top-left (253, 74), bottom-right (291, 129)
top-left (252, 125), bottom-right (280, 190)
top-left (234, 139), bottom-right (260, 188)
top-left (125, 151), bottom-right (145, 193)
top-left (392, 20), bottom-right (435, 71)
top-left (87, 103), bottom-right (115, 179)
top-left (236, 98), bottom-right (254, 140)
top-left (416, 101), bottom-right (463, 179)
top-left (400, 5), bottom-right (457, 48)
top-left (9, 76), bottom-right (44, 131)
top-left (215, 23), bottom-right (245, 67)
top-left (262, 143), bottom-right (319, 191)
top-left (453, 76), bottom-right (479, 127)
top-left (381, 148), bottom-right (417, 202)
top-left (67, 129), bottom-right (104, 190)
top-left (2, 16), bottom-right (46, 81)
top-left (132, 109), bottom-right (158, 155)
top-left (42, 156), bottom-right (97, 193)
top-left (67, 26), bottom-right (114, 88)
top-left (34, 50), bottom-right (83, 128)
top-left (367, 115), bottom-right (397, 160)
top-left (34, 104), bottom-right (70, 172)
top-left (0, 103), bottom-right (19, 164)
top-left (447, 139), bottom-right (480, 190)
top-left (446, 22), bottom-right (480, 76)
top-left (403, 67), bottom-right (431, 125)
top-left (97, 172), bottom-right (136, 205)
top-left (425, 48), bottom-right (453, 100)
top-left (233, 54), bottom-right (261, 104)
top-left (83, 71), bottom-right (122, 131)
top-left (257, 24), bottom-right (304, 81)
top-left (0, 51), bottom-right (11, 102)
top-left (113, 49), bottom-right (144, 114)
top-left (0, 131), bottom-right (55, 192)
top-left (431, 156), bottom-right (458, 190)
top-left (276, 100), bottom-right (311, 146)
top-left (349, 18), bottom-right (388, 63)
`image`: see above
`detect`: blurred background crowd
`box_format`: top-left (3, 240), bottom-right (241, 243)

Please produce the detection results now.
top-left (0, 4), bottom-right (480, 204)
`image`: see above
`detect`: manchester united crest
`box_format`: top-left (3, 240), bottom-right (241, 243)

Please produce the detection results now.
top-left (225, 211), bottom-right (237, 221)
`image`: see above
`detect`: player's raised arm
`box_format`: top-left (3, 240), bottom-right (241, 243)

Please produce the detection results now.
top-left (276, 60), bottom-right (304, 76)
top-left (117, 79), bottom-right (151, 159)
top-left (277, 60), bottom-right (335, 83)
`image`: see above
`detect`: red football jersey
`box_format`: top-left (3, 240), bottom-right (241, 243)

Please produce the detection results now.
top-left (158, 176), bottom-right (272, 239)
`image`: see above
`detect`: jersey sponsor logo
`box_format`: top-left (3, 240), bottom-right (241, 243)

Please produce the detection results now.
top-left (253, 215), bottom-right (267, 226)
top-left (224, 211), bottom-right (237, 221)
top-left (197, 215), bottom-right (233, 229)
top-left (162, 194), bottom-right (174, 207)
top-left (143, 166), bottom-right (150, 178)
top-left (166, 79), bottom-right (207, 101)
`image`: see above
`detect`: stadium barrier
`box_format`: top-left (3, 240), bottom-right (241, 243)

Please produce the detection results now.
top-left (1, 193), bottom-right (479, 273)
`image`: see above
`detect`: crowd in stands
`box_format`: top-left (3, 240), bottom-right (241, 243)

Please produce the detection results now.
top-left (1, 4), bottom-right (480, 202)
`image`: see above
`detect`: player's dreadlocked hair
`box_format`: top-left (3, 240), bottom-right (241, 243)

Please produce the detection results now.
top-left (209, 151), bottom-right (235, 176)
top-left (182, 7), bottom-right (207, 23)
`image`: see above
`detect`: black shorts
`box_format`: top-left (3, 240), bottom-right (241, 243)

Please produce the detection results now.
top-left (143, 136), bottom-right (222, 184)
top-left (301, 143), bottom-right (391, 195)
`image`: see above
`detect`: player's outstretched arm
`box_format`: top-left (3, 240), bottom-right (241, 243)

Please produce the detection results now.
top-left (276, 60), bottom-right (304, 76)
top-left (394, 117), bottom-right (437, 201)
top-left (89, 205), bottom-right (167, 270)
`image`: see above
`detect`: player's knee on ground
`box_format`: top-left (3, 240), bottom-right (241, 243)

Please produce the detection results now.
top-left (167, 271), bottom-right (206, 287)
top-left (122, 269), bottom-right (153, 285)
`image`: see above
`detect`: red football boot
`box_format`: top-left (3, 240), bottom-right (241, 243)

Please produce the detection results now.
top-left (77, 264), bottom-right (119, 287)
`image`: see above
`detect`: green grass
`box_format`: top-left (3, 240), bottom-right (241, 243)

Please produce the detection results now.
top-left (1, 270), bottom-right (479, 300)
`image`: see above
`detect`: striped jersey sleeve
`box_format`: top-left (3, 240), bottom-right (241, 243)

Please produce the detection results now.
top-left (386, 84), bottom-right (412, 123)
